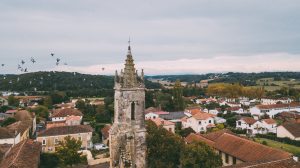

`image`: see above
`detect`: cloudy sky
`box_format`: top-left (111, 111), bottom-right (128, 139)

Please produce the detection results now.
top-left (0, 0), bottom-right (300, 75)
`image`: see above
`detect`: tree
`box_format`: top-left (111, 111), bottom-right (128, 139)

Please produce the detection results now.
top-left (56, 136), bottom-right (85, 167)
top-left (29, 105), bottom-right (49, 120)
top-left (7, 95), bottom-right (19, 107)
top-left (180, 142), bottom-right (222, 168)
top-left (146, 120), bottom-right (184, 168)
top-left (43, 96), bottom-right (53, 108)
top-left (1, 117), bottom-right (17, 127)
top-left (40, 153), bottom-right (60, 168)
top-left (173, 80), bottom-right (185, 111)
top-left (179, 127), bottom-right (196, 138)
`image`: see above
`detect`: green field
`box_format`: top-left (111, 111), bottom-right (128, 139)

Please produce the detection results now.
top-left (255, 78), bottom-right (300, 91)
top-left (255, 138), bottom-right (300, 156)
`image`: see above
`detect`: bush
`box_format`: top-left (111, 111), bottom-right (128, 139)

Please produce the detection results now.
top-left (256, 133), bottom-right (300, 147)
top-left (262, 140), bottom-right (268, 145)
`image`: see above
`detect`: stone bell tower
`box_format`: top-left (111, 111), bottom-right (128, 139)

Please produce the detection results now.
top-left (109, 44), bottom-right (147, 168)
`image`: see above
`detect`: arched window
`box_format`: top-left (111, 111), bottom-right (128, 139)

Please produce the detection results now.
top-left (131, 102), bottom-right (135, 120)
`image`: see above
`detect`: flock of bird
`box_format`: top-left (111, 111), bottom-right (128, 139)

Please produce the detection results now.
top-left (0, 52), bottom-right (107, 88)
top-left (1, 53), bottom-right (67, 73)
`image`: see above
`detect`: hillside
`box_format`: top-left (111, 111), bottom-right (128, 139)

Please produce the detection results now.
top-left (147, 72), bottom-right (300, 86)
top-left (0, 71), bottom-right (161, 97)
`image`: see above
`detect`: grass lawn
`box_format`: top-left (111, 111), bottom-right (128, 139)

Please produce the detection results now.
top-left (254, 138), bottom-right (300, 156)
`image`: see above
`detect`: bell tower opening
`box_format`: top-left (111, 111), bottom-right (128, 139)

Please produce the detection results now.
top-left (131, 102), bottom-right (135, 120)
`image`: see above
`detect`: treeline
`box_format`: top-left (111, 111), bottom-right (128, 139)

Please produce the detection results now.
top-left (207, 83), bottom-right (265, 99)
top-left (0, 71), bottom-right (161, 97)
top-left (148, 72), bottom-right (300, 86)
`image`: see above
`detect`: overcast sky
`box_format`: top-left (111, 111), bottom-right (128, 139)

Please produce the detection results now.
top-left (0, 0), bottom-right (300, 75)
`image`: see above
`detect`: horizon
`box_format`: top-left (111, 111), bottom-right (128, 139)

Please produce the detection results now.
top-left (1, 0), bottom-right (300, 74)
top-left (1, 70), bottom-right (300, 77)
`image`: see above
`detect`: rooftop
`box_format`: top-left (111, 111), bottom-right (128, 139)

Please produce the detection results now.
top-left (0, 139), bottom-right (41, 168)
top-left (38, 125), bottom-right (93, 137)
top-left (52, 108), bottom-right (83, 118)
top-left (192, 112), bottom-right (215, 120)
top-left (280, 122), bottom-right (300, 138)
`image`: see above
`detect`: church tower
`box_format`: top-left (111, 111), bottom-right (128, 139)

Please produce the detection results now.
top-left (109, 44), bottom-right (147, 168)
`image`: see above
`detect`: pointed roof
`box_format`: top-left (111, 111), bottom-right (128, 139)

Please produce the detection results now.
top-left (122, 45), bottom-right (138, 88)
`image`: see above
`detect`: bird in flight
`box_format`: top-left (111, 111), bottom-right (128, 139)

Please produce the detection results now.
top-left (56, 58), bottom-right (60, 66)
top-left (51, 53), bottom-right (54, 57)
top-left (31, 57), bottom-right (36, 64)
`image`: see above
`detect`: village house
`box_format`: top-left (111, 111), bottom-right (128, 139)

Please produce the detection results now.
top-left (226, 102), bottom-right (242, 108)
top-left (236, 117), bottom-right (277, 135)
top-left (51, 108), bottom-right (83, 124)
top-left (145, 111), bottom-right (168, 120)
top-left (226, 107), bottom-right (245, 114)
top-left (196, 98), bottom-right (217, 104)
top-left (185, 130), bottom-right (292, 167)
top-left (4, 110), bottom-right (18, 117)
top-left (277, 122), bottom-right (300, 140)
top-left (236, 117), bottom-right (257, 131)
top-left (0, 139), bottom-right (41, 168)
top-left (53, 102), bottom-right (76, 109)
top-left (182, 112), bottom-right (215, 133)
top-left (250, 102), bottom-right (300, 118)
top-left (261, 97), bottom-right (292, 105)
top-left (37, 125), bottom-right (93, 152)
top-left (185, 107), bottom-right (202, 115)
top-left (149, 118), bottom-right (175, 133)
top-left (7, 120), bottom-right (32, 141)
top-left (14, 110), bottom-right (36, 136)
top-left (0, 127), bottom-right (20, 146)
top-left (199, 80), bottom-right (209, 88)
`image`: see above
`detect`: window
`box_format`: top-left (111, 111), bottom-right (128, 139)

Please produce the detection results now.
top-left (198, 121), bottom-right (202, 125)
top-left (131, 102), bottom-right (135, 120)
top-left (225, 153), bottom-right (229, 164)
top-left (42, 139), bottom-right (46, 145)
top-left (78, 136), bottom-right (82, 141)
top-left (54, 138), bottom-right (59, 145)
top-left (209, 120), bottom-right (211, 123)
top-left (233, 157), bottom-right (236, 164)
top-left (238, 121), bottom-right (241, 126)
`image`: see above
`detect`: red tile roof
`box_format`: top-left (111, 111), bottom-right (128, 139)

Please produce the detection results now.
top-left (38, 125), bottom-right (93, 137)
top-left (214, 133), bottom-right (291, 162)
top-left (257, 102), bottom-right (300, 110)
top-left (240, 117), bottom-right (257, 125)
top-left (192, 112), bottom-right (215, 120)
top-left (185, 130), bottom-right (292, 164)
top-left (280, 122), bottom-right (300, 138)
top-left (224, 158), bottom-right (300, 168)
top-left (201, 129), bottom-right (233, 142)
top-left (150, 118), bottom-right (175, 126)
top-left (0, 139), bottom-right (41, 168)
top-left (262, 119), bottom-right (276, 125)
top-left (52, 108), bottom-right (83, 117)
top-left (185, 133), bottom-right (215, 146)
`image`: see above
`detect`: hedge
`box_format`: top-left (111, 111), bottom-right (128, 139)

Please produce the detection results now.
top-left (256, 133), bottom-right (300, 147)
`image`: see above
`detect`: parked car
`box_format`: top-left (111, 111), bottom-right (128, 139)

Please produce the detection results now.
top-left (94, 143), bottom-right (108, 150)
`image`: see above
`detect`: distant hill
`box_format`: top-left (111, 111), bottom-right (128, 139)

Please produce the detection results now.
top-left (147, 72), bottom-right (300, 86)
top-left (0, 71), bottom-right (161, 97)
